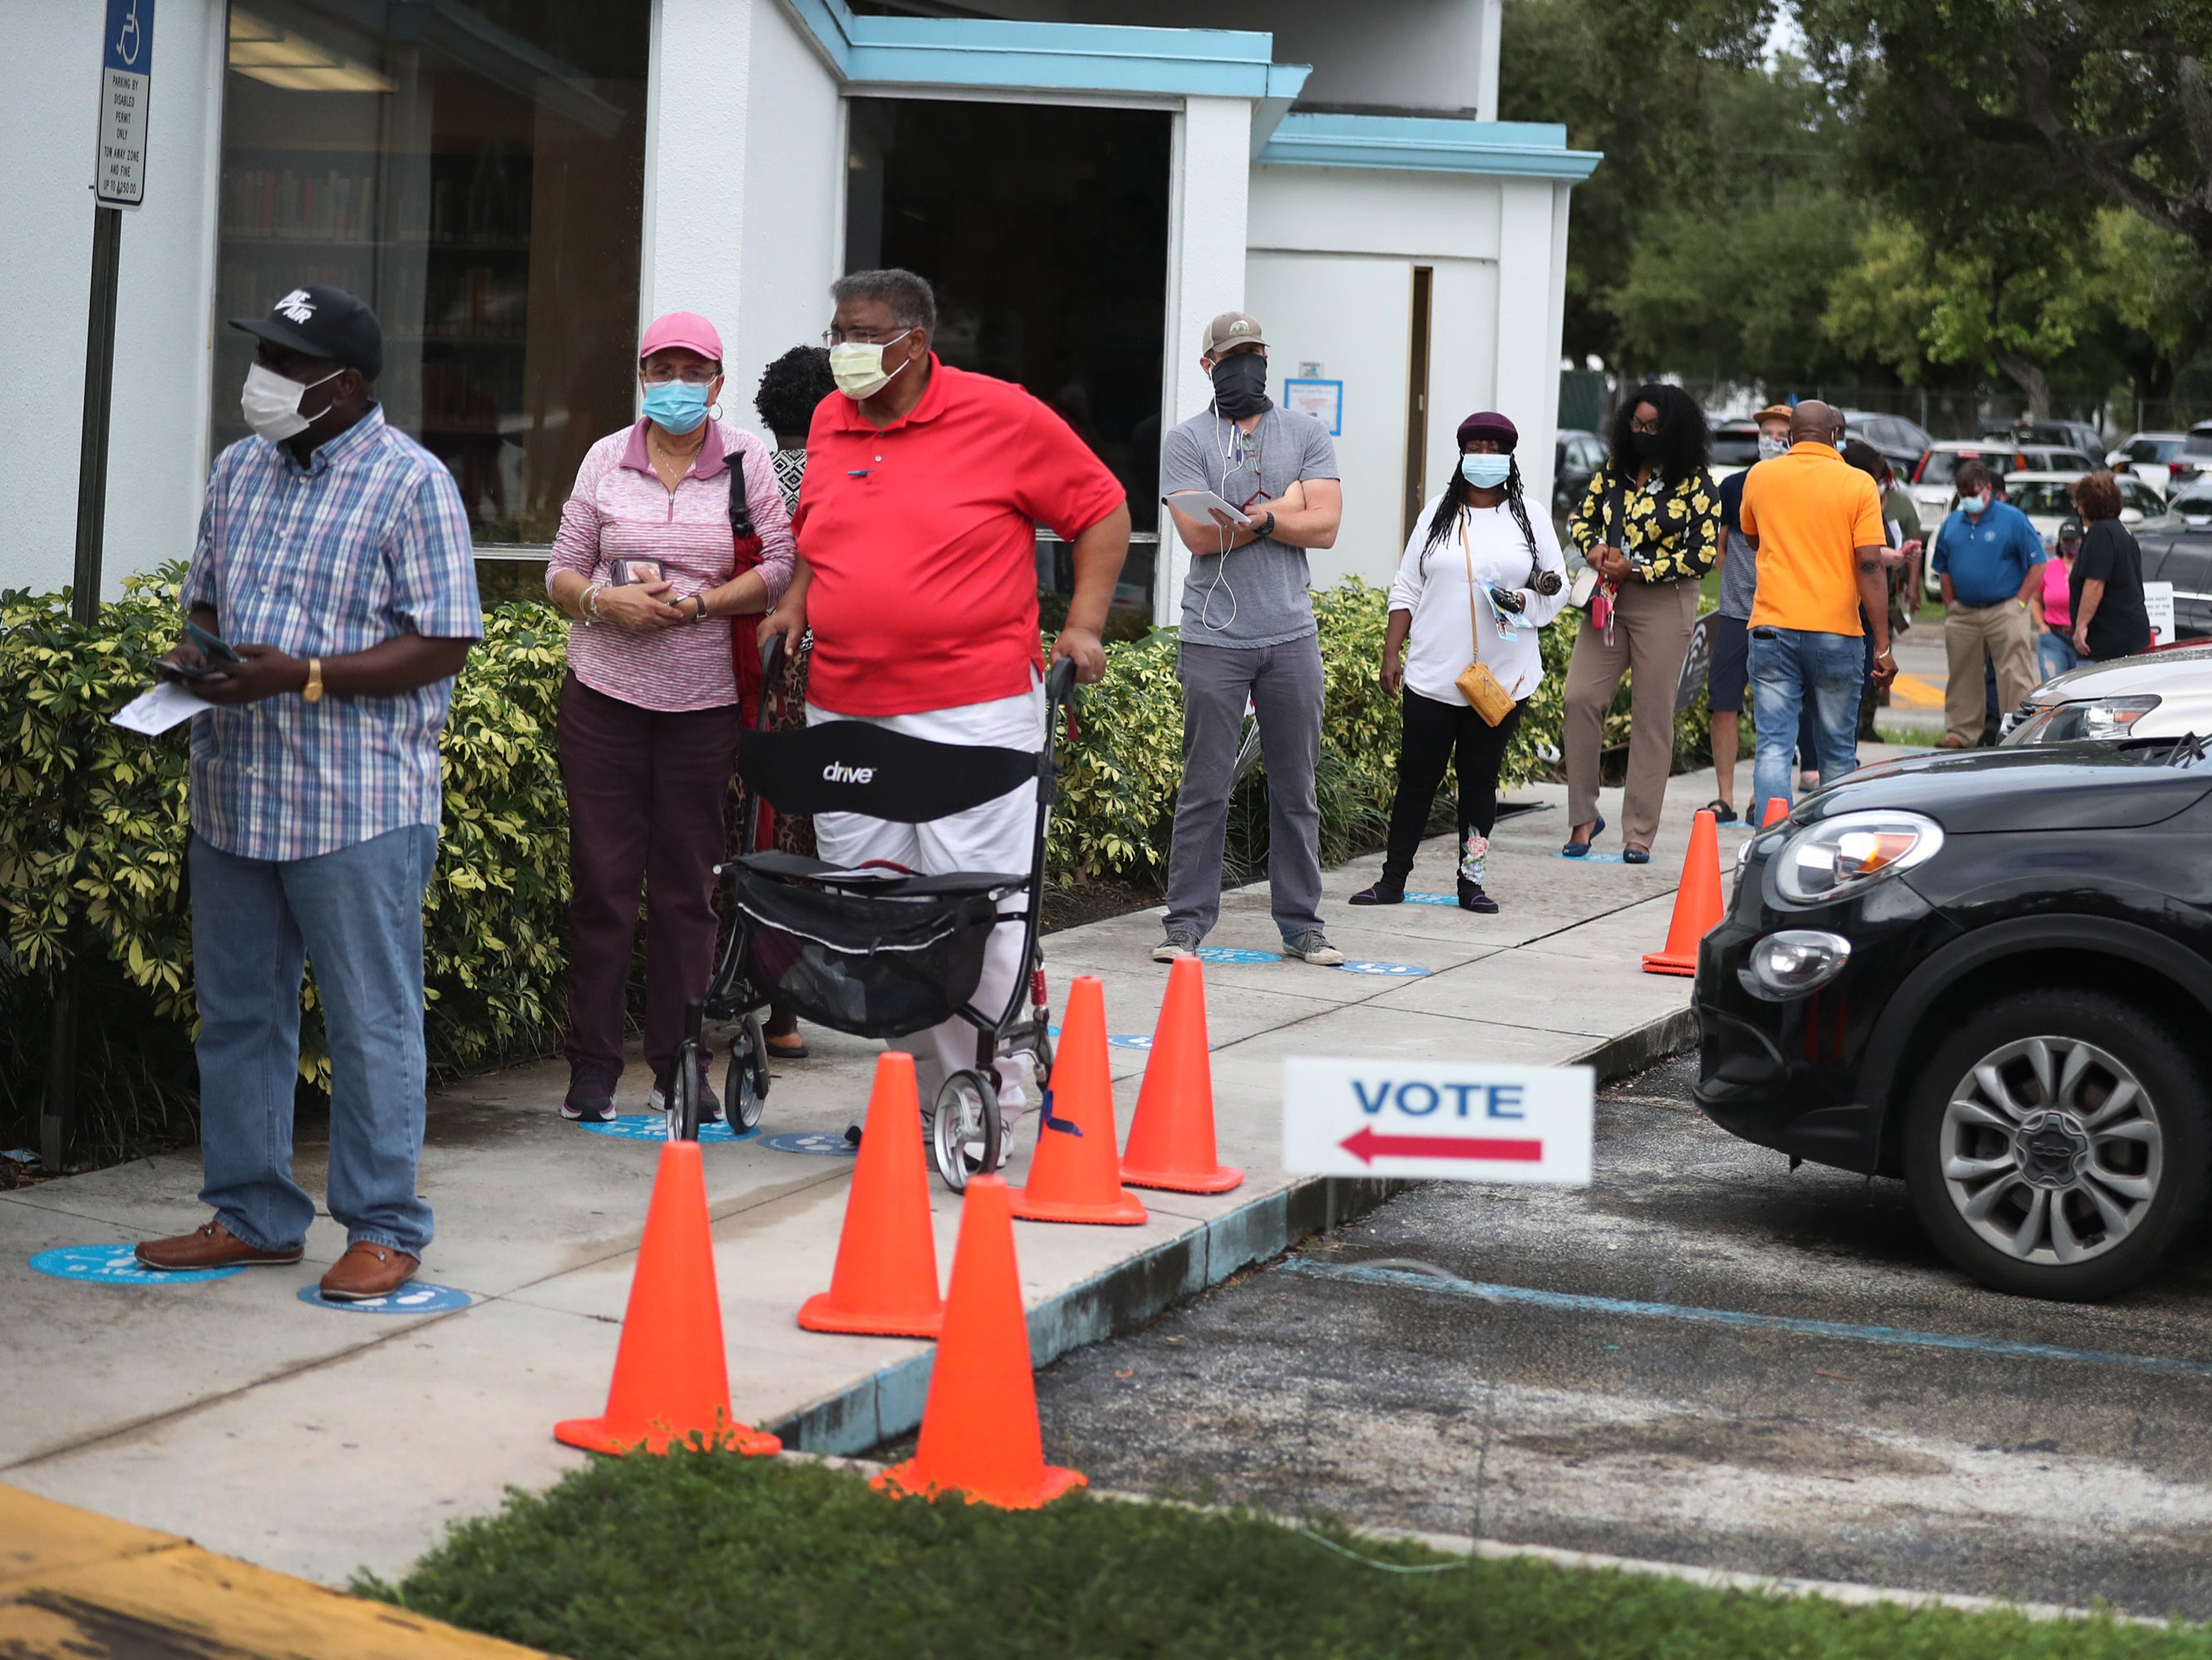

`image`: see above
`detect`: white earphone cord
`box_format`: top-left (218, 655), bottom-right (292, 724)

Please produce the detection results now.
top-left (1199, 405), bottom-right (1261, 633)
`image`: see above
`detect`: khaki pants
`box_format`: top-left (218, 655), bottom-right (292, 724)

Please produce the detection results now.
top-left (1564, 576), bottom-right (1700, 849)
top-left (1943, 601), bottom-right (2035, 746)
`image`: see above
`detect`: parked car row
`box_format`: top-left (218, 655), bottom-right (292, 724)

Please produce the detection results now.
top-left (2106, 424), bottom-right (2212, 496)
top-left (1919, 470), bottom-right (2167, 600)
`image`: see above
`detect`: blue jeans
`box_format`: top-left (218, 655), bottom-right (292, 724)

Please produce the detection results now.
top-left (1749, 628), bottom-right (1864, 825)
top-left (2037, 628), bottom-right (2079, 682)
top-left (190, 825), bottom-right (438, 1257)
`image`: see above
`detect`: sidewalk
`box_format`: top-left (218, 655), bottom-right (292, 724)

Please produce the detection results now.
top-left (0, 758), bottom-right (1777, 1589)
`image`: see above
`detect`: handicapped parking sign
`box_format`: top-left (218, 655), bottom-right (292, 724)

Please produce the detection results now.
top-left (1282, 1058), bottom-right (1593, 1183)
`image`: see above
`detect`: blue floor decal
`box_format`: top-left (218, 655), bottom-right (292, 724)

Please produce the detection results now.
top-left (298, 1283), bottom-right (473, 1314)
top-left (759, 1130), bottom-right (859, 1156)
top-left (578, 1114), bottom-right (756, 1143)
top-left (31, 1244), bottom-right (243, 1285)
top-left (1402, 892), bottom-right (1462, 906)
top-left (1334, 961), bottom-right (1431, 978)
top-left (1195, 946), bottom-right (1283, 964)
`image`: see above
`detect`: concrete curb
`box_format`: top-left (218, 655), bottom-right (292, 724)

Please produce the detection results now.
top-left (766, 1007), bottom-right (1699, 1455)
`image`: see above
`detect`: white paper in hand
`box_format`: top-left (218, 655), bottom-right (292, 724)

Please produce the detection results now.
top-left (113, 681), bottom-right (214, 736)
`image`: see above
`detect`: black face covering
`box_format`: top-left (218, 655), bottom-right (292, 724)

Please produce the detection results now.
top-left (1628, 430), bottom-right (1663, 461)
top-left (1209, 352), bottom-right (1271, 420)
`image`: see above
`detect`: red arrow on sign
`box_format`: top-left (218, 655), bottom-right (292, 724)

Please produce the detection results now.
top-left (1340, 1126), bottom-right (1544, 1165)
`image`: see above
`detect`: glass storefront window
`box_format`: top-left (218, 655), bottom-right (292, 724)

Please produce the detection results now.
top-left (213, 0), bottom-right (650, 546)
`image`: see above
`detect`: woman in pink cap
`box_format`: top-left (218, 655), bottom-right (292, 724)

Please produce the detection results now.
top-left (545, 312), bottom-right (796, 1125)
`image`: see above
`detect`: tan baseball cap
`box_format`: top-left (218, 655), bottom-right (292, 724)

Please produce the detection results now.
top-left (1201, 310), bottom-right (1268, 357)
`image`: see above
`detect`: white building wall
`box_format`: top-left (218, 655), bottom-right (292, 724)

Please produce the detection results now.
top-left (0, 0), bottom-right (227, 597)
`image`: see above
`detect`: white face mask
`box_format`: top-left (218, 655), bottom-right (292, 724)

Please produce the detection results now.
top-left (828, 330), bottom-right (913, 401)
top-left (1756, 434), bottom-right (1790, 461)
top-left (241, 362), bottom-right (342, 442)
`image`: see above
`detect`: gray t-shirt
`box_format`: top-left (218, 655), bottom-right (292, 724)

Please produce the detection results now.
top-left (1717, 470), bottom-right (1757, 620)
top-left (1160, 404), bottom-right (1340, 648)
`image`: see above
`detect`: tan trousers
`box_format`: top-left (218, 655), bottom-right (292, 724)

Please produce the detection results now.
top-left (1564, 576), bottom-right (1701, 849)
top-left (1943, 601), bottom-right (2035, 746)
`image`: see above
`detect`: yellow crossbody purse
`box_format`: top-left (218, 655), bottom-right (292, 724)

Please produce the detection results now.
top-left (1454, 518), bottom-right (1516, 726)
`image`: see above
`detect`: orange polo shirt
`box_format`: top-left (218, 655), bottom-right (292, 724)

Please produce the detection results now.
top-left (1738, 442), bottom-right (1885, 636)
top-left (795, 358), bottom-right (1126, 717)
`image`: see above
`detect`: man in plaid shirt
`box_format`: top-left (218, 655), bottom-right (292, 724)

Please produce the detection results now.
top-left (136, 285), bottom-right (482, 1302)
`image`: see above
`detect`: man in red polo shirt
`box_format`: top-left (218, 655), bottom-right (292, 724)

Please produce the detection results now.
top-left (761, 268), bottom-right (1131, 1157)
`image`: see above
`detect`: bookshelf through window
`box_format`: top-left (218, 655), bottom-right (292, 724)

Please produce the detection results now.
top-left (214, 0), bottom-right (648, 544)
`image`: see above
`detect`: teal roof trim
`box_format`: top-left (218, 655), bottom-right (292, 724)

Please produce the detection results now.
top-left (784, 0), bottom-right (1311, 100)
top-left (1258, 114), bottom-right (1602, 180)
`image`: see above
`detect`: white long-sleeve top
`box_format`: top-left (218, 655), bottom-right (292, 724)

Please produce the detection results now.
top-left (1387, 495), bottom-right (1569, 703)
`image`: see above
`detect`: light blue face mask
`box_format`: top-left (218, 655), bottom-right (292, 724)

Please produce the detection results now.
top-left (1460, 453), bottom-right (1513, 489)
top-left (642, 379), bottom-right (712, 436)
top-left (1963, 491), bottom-right (1990, 517)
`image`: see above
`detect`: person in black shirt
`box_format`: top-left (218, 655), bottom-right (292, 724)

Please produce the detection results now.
top-left (2070, 470), bottom-right (2151, 663)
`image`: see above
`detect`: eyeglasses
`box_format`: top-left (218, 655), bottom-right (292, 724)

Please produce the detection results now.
top-left (640, 362), bottom-right (719, 386)
top-left (822, 326), bottom-right (910, 347)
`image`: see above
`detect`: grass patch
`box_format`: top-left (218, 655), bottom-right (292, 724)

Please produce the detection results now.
top-left (363, 1450), bottom-right (2204, 1659)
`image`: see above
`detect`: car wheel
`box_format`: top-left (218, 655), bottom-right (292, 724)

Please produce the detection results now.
top-left (1904, 991), bottom-right (2209, 1300)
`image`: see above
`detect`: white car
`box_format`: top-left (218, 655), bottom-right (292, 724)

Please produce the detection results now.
top-left (2107, 431), bottom-right (2196, 497)
top-left (1908, 441), bottom-right (2023, 520)
top-left (1920, 471), bottom-right (2165, 600)
top-left (2003, 647), bottom-right (2212, 746)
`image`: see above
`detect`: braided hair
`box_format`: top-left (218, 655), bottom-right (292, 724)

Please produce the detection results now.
top-left (1418, 455), bottom-right (1541, 576)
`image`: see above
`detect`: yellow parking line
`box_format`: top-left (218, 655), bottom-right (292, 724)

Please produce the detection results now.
top-left (1889, 672), bottom-right (1944, 710)
top-left (0, 1481), bottom-right (553, 1659)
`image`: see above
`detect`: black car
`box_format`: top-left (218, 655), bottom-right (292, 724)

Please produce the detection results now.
top-left (1554, 428), bottom-right (1605, 513)
top-left (1695, 742), bottom-right (2212, 1301)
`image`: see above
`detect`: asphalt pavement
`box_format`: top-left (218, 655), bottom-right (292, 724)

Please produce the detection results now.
top-left (1024, 1051), bottom-right (2212, 1622)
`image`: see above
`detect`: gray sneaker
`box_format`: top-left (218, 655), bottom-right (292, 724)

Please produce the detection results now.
top-left (1282, 930), bottom-right (1347, 966)
top-left (1152, 928), bottom-right (1201, 963)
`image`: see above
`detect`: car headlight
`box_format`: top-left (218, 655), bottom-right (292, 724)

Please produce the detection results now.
top-left (2003, 695), bottom-right (2160, 746)
top-left (1773, 810), bottom-right (1944, 904)
top-left (1743, 929), bottom-right (1852, 998)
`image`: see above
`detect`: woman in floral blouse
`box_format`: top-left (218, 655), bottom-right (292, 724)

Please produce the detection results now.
top-left (1561, 385), bottom-right (1719, 863)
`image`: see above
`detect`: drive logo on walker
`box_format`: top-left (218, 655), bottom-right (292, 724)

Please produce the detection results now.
top-left (821, 760), bottom-right (876, 784)
top-left (1282, 1058), bottom-right (1594, 1183)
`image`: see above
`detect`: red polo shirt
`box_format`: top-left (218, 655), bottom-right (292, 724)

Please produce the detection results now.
top-left (794, 358), bottom-right (1126, 717)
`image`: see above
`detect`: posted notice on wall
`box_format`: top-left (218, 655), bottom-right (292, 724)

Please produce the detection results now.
top-left (2145, 580), bottom-right (2175, 647)
top-left (1282, 1057), bottom-right (1594, 1184)
top-left (96, 0), bottom-right (155, 208)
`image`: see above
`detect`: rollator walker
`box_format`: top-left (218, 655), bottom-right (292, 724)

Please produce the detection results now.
top-left (668, 639), bottom-right (1073, 1190)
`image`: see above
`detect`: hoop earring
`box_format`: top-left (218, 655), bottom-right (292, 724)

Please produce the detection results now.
top-left (707, 401), bottom-right (722, 421)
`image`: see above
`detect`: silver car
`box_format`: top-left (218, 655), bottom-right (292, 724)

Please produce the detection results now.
top-left (2003, 647), bottom-right (2212, 746)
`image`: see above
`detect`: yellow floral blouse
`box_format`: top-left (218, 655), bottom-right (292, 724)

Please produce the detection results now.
top-left (1567, 457), bottom-right (1721, 583)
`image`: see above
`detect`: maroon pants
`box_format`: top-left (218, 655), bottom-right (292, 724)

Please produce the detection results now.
top-left (557, 674), bottom-right (739, 1086)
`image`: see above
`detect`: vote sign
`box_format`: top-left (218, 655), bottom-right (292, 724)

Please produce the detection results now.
top-left (1282, 1058), bottom-right (1594, 1183)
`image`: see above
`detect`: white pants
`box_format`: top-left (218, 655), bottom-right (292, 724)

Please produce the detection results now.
top-left (808, 677), bottom-right (1044, 1121)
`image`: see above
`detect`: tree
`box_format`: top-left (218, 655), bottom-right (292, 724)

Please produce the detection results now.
top-left (1796, 0), bottom-right (2212, 258)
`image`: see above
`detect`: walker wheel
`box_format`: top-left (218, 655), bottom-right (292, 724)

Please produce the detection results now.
top-left (668, 1040), bottom-right (702, 1142)
top-left (929, 1069), bottom-right (1001, 1192)
top-left (725, 1014), bottom-right (768, 1132)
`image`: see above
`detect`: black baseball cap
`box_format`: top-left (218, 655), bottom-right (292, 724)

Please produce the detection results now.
top-left (229, 284), bottom-right (382, 382)
top-left (2058, 515), bottom-right (2085, 540)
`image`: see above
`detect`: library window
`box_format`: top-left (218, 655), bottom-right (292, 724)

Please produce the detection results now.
top-left (214, 0), bottom-right (650, 545)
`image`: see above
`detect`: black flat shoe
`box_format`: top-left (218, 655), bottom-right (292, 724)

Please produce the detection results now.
top-left (1561, 813), bottom-right (1607, 857)
top-left (1349, 882), bottom-right (1405, 905)
top-left (1702, 798), bottom-right (1738, 825)
top-left (1456, 879), bottom-right (1500, 914)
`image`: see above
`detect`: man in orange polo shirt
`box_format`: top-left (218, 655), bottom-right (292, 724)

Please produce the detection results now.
top-left (1737, 399), bottom-right (1895, 825)
top-left (761, 268), bottom-right (1131, 1159)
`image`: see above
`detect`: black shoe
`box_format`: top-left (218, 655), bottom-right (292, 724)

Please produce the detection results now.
top-left (1456, 878), bottom-right (1500, 914)
top-left (1702, 798), bottom-right (1738, 825)
top-left (561, 1070), bottom-right (617, 1124)
top-left (650, 1066), bottom-right (722, 1126)
top-left (1349, 881), bottom-right (1405, 906)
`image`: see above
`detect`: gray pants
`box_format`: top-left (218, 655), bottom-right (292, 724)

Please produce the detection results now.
top-left (1165, 636), bottom-right (1325, 942)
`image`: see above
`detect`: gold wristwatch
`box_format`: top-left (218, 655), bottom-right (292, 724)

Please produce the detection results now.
top-left (303, 658), bottom-right (325, 703)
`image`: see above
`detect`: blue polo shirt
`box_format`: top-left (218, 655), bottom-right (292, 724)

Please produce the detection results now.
top-left (1934, 500), bottom-right (2045, 607)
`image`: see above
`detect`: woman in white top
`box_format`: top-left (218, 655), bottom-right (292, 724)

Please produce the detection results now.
top-left (1353, 411), bottom-right (1568, 913)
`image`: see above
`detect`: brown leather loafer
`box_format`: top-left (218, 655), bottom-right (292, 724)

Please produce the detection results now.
top-left (135, 1220), bottom-right (303, 1272)
top-left (318, 1241), bottom-right (421, 1302)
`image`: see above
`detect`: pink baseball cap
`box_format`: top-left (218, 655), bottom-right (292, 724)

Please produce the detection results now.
top-left (638, 311), bottom-right (723, 364)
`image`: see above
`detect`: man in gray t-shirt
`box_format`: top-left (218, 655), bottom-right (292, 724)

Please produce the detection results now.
top-left (1155, 310), bottom-right (1344, 963)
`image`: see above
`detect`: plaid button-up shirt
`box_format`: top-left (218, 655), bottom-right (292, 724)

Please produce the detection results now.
top-left (182, 406), bottom-right (483, 861)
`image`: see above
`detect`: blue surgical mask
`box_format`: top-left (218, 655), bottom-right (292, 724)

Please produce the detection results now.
top-left (1460, 454), bottom-right (1512, 489)
top-left (642, 379), bottom-right (712, 435)
top-left (1963, 491), bottom-right (1990, 517)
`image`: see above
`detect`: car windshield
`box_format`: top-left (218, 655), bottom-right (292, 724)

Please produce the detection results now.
top-left (1711, 429), bottom-right (1761, 465)
top-left (2129, 437), bottom-right (2187, 463)
top-left (2170, 493), bottom-right (2212, 521)
top-left (2003, 480), bottom-right (2078, 515)
top-left (2022, 448), bottom-right (2095, 472)
top-left (2186, 430), bottom-right (2212, 458)
top-left (1921, 451), bottom-right (2012, 484)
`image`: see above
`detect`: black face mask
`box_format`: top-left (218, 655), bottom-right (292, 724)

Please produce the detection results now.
top-left (1209, 352), bottom-right (1271, 419)
top-left (1629, 430), bottom-right (1663, 461)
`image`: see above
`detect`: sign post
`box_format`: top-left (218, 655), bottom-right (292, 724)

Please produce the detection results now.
top-left (49, 0), bottom-right (155, 1171)
top-left (1282, 1058), bottom-right (1594, 1184)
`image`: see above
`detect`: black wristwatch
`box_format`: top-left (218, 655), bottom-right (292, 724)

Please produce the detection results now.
top-left (1256, 510), bottom-right (1278, 541)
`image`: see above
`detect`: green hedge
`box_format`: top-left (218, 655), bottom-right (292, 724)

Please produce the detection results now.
top-left (0, 569), bottom-right (1625, 1162)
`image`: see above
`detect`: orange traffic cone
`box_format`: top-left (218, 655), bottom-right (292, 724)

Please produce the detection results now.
top-left (554, 1139), bottom-right (781, 1456)
top-left (873, 1174), bottom-right (1085, 1509)
top-left (1009, 976), bottom-right (1146, 1225)
top-left (1121, 957), bottom-right (1243, 1195)
top-left (1761, 796), bottom-right (1790, 826)
top-left (799, 1052), bottom-right (943, 1338)
top-left (1641, 807), bottom-right (1723, 978)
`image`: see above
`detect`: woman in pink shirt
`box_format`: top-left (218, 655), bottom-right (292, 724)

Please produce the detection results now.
top-left (2035, 515), bottom-right (2081, 682)
top-left (544, 312), bottom-right (796, 1125)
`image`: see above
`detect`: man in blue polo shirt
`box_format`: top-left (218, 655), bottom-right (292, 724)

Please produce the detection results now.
top-left (1934, 457), bottom-right (2043, 748)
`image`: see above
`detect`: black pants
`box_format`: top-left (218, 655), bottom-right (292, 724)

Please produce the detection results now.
top-left (1382, 688), bottom-right (1524, 886)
